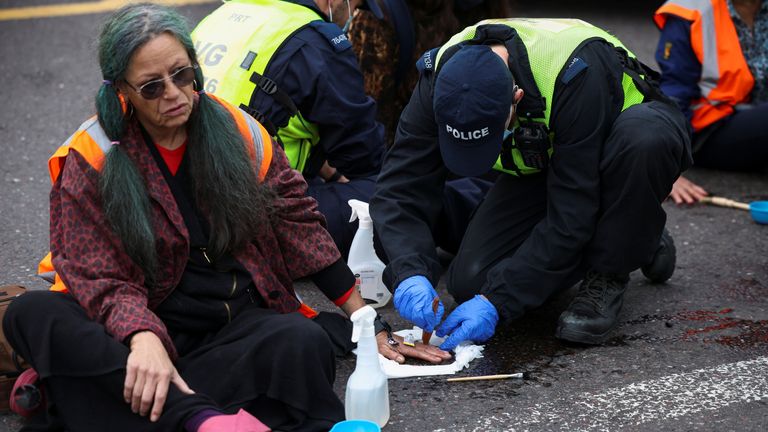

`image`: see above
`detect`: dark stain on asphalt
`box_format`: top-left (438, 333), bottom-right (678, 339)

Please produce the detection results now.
top-left (721, 277), bottom-right (768, 302)
top-left (621, 307), bottom-right (768, 351)
top-left (679, 309), bottom-right (768, 350)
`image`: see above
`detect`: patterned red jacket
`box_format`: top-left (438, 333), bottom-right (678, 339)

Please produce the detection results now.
top-left (49, 105), bottom-right (340, 360)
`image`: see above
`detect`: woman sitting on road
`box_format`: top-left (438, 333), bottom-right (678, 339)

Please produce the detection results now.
top-left (3, 3), bottom-right (447, 431)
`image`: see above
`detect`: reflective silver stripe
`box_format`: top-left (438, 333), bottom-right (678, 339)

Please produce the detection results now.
top-left (56, 116), bottom-right (94, 152)
top-left (80, 117), bottom-right (115, 156)
top-left (239, 108), bottom-right (265, 171)
top-left (662, 0), bottom-right (719, 98)
top-left (54, 116), bottom-right (114, 157)
top-left (691, 98), bottom-right (726, 111)
top-left (38, 271), bottom-right (55, 283)
top-left (59, 133), bottom-right (76, 150)
top-left (667, 0), bottom-right (710, 12)
top-left (697, 3), bottom-right (718, 98)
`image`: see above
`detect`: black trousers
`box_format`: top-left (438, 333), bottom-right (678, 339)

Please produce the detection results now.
top-left (694, 102), bottom-right (768, 171)
top-left (434, 177), bottom-right (495, 255)
top-left (446, 101), bottom-right (690, 304)
top-left (4, 291), bottom-right (344, 432)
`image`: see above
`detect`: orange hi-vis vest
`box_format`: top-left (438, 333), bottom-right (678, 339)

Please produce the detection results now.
top-left (37, 95), bottom-right (273, 292)
top-left (654, 0), bottom-right (754, 132)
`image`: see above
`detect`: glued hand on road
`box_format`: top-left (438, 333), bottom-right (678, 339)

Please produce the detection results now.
top-left (376, 331), bottom-right (453, 364)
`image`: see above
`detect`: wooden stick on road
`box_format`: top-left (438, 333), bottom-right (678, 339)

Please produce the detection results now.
top-left (700, 196), bottom-right (750, 211)
top-left (447, 373), bottom-right (526, 382)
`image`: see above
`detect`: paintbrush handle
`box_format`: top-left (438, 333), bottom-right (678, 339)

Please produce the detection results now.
top-left (446, 373), bottom-right (524, 382)
top-left (700, 196), bottom-right (750, 211)
top-left (421, 330), bottom-right (432, 345)
top-left (422, 297), bottom-right (440, 345)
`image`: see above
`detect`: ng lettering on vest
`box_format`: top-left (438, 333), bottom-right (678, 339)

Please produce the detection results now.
top-left (446, 124), bottom-right (490, 140)
top-left (194, 41), bottom-right (228, 67)
top-left (191, 0), bottom-right (323, 173)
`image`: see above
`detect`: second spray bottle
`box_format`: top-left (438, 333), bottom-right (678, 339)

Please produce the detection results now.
top-left (347, 199), bottom-right (391, 308)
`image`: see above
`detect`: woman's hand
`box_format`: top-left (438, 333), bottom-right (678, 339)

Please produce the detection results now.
top-left (124, 331), bottom-right (194, 422)
top-left (669, 176), bottom-right (708, 205)
top-left (376, 331), bottom-right (453, 364)
top-left (339, 290), bottom-right (452, 364)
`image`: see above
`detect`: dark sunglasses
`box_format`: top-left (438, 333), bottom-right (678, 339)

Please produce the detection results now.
top-left (127, 65), bottom-right (197, 100)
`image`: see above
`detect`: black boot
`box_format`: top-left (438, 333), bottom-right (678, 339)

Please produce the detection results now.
top-left (641, 227), bottom-right (676, 284)
top-left (555, 270), bottom-right (629, 344)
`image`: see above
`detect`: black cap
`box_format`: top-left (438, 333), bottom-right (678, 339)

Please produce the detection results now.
top-left (434, 45), bottom-right (515, 177)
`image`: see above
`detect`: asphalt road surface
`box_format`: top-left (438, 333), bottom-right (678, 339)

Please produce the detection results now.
top-left (1, 1), bottom-right (767, 431)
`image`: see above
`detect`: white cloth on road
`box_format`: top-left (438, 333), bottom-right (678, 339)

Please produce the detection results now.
top-left (376, 327), bottom-right (484, 379)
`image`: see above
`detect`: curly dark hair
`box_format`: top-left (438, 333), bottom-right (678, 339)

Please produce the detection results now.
top-left (349, 0), bottom-right (515, 146)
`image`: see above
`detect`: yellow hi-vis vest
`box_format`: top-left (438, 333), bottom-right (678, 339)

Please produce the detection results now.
top-left (37, 96), bottom-right (273, 293)
top-left (191, 0), bottom-right (321, 173)
top-left (435, 18), bottom-right (647, 176)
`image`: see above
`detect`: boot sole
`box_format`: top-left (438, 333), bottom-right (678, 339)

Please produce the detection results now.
top-left (555, 323), bottom-right (616, 345)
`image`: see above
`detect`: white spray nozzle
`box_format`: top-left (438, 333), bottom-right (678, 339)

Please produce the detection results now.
top-left (348, 199), bottom-right (373, 228)
top-left (350, 305), bottom-right (377, 343)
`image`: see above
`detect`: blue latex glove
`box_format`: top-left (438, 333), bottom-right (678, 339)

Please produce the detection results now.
top-left (393, 275), bottom-right (444, 333)
top-left (436, 295), bottom-right (498, 351)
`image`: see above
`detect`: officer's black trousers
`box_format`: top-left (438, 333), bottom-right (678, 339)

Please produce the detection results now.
top-left (446, 101), bottom-right (691, 304)
top-left (4, 291), bottom-right (344, 432)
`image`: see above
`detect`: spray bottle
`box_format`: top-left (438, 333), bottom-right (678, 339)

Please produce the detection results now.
top-left (347, 200), bottom-right (391, 308)
top-left (345, 306), bottom-right (389, 427)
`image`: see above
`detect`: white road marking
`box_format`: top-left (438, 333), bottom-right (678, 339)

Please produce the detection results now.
top-left (466, 356), bottom-right (768, 432)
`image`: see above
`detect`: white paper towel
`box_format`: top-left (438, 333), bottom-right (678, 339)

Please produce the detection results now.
top-left (366, 327), bottom-right (484, 379)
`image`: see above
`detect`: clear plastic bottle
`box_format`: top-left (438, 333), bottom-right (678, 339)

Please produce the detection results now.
top-left (347, 200), bottom-right (391, 308)
top-left (344, 306), bottom-right (390, 427)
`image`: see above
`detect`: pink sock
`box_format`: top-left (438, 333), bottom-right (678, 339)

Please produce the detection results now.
top-left (197, 409), bottom-right (271, 432)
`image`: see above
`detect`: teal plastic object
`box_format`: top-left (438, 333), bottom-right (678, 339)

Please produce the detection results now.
top-left (750, 201), bottom-right (768, 224)
top-left (330, 420), bottom-right (382, 432)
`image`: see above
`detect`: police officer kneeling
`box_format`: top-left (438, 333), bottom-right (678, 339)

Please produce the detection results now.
top-left (370, 19), bottom-right (693, 348)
